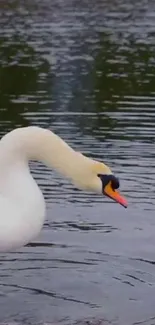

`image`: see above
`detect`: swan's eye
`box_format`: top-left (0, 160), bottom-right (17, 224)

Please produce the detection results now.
top-left (97, 174), bottom-right (120, 190)
top-left (111, 177), bottom-right (119, 190)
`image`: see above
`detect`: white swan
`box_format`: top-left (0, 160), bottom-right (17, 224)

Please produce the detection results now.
top-left (0, 126), bottom-right (127, 252)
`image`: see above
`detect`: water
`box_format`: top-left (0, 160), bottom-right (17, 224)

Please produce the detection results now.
top-left (0, 0), bottom-right (155, 324)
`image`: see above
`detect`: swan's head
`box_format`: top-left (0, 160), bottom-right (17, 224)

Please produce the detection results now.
top-left (78, 160), bottom-right (128, 208)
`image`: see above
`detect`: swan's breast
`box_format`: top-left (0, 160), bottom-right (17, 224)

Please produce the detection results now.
top-left (0, 161), bottom-right (46, 252)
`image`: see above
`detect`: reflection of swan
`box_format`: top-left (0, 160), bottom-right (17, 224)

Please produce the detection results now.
top-left (0, 127), bottom-right (127, 252)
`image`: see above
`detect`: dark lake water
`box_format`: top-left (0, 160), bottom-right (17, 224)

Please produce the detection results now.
top-left (0, 0), bottom-right (155, 324)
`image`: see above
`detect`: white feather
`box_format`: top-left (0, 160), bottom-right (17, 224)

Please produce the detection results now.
top-left (0, 126), bottom-right (112, 252)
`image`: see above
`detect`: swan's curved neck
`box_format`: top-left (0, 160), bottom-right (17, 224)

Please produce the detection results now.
top-left (0, 127), bottom-right (94, 184)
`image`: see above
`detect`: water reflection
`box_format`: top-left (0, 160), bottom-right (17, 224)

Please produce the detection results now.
top-left (0, 0), bottom-right (155, 325)
top-left (0, 35), bottom-right (52, 133)
top-left (67, 34), bottom-right (155, 143)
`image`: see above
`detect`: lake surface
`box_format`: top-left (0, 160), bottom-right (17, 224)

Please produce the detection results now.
top-left (0, 0), bottom-right (155, 324)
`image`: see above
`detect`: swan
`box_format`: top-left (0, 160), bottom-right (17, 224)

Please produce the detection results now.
top-left (0, 126), bottom-right (128, 252)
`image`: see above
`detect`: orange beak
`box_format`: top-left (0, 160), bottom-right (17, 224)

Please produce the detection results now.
top-left (104, 181), bottom-right (128, 208)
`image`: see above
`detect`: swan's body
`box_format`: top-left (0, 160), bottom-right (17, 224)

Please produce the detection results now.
top-left (0, 126), bottom-right (127, 252)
